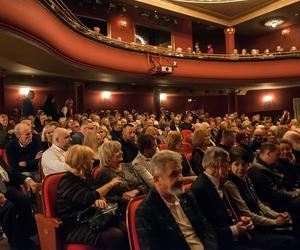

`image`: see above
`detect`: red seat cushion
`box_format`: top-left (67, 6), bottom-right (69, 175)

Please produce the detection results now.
top-left (159, 144), bottom-right (166, 150)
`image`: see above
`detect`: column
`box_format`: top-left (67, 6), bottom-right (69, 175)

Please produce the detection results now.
top-left (224, 27), bottom-right (235, 54)
top-left (0, 70), bottom-right (6, 113)
top-left (74, 81), bottom-right (85, 114)
top-left (153, 89), bottom-right (161, 119)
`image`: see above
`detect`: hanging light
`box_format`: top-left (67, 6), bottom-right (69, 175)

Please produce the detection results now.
top-left (264, 18), bottom-right (284, 28)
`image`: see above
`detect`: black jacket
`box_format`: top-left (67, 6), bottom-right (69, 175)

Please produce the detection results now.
top-left (248, 158), bottom-right (300, 211)
top-left (190, 173), bottom-right (235, 247)
top-left (136, 187), bottom-right (218, 250)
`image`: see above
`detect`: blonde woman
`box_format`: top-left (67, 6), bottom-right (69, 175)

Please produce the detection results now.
top-left (83, 130), bottom-right (101, 167)
top-left (191, 128), bottom-right (211, 175)
top-left (95, 141), bottom-right (147, 217)
top-left (56, 145), bottom-right (128, 250)
top-left (166, 131), bottom-right (196, 184)
top-left (41, 121), bottom-right (60, 151)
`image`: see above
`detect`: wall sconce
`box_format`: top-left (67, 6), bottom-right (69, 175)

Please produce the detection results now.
top-left (120, 19), bottom-right (127, 28)
top-left (101, 91), bottom-right (111, 101)
top-left (160, 93), bottom-right (167, 101)
top-left (19, 87), bottom-right (30, 96)
top-left (281, 28), bottom-right (290, 36)
top-left (263, 95), bottom-right (273, 104)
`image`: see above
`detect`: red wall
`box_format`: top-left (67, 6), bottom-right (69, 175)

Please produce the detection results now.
top-left (173, 19), bottom-right (193, 51)
top-left (237, 23), bottom-right (300, 52)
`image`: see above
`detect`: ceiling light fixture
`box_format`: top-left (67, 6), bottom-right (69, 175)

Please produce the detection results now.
top-left (170, 0), bottom-right (248, 3)
top-left (264, 18), bottom-right (284, 28)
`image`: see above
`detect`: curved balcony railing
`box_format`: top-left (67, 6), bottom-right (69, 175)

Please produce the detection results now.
top-left (40, 0), bottom-right (300, 62)
top-left (1, 0), bottom-right (300, 81)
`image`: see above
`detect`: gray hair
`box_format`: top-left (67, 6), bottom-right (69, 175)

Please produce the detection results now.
top-left (151, 150), bottom-right (182, 177)
top-left (14, 123), bottom-right (29, 138)
top-left (202, 146), bottom-right (229, 170)
top-left (98, 140), bottom-right (122, 167)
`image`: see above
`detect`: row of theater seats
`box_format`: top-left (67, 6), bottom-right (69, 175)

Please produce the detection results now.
top-left (36, 170), bottom-right (193, 250)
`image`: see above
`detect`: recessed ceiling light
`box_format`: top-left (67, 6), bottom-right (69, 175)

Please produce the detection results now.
top-left (170, 0), bottom-right (248, 3)
top-left (264, 18), bottom-right (284, 28)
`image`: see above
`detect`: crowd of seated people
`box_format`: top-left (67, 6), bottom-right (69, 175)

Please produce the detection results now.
top-left (2, 101), bottom-right (300, 249)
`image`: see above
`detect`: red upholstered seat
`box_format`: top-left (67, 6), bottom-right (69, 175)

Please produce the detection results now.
top-left (36, 172), bottom-right (98, 250)
top-left (92, 166), bottom-right (101, 179)
top-left (181, 130), bottom-right (192, 143)
top-left (0, 148), bottom-right (3, 158)
top-left (126, 196), bottom-right (144, 250)
top-left (182, 142), bottom-right (193, 154)
top-left (159, 144), bottom-right (166, 150)
top-left (2, 150), bottom-right (8, 164)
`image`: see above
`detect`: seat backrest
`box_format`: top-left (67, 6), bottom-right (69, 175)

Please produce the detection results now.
top-left (182, 142), bottom-right (193, 153)
top-left (42, 172), bottom-right (65, 217)
top-left (159, 144), bottom-right (166, 150)
top-left (181, 130), bottom-right (192, 143)
top-left (92, 167), bottom-right (101, 179)
top-left (126, 196), bottom-right (144, 250)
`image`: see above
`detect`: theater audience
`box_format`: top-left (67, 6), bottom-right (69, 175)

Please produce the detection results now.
top-left (170, 116), bottom-right (182, 132)
top-left (42, 94), bottom-right (59, 121)
top-left (56, 145), bottom-right (128, 250)
top-left (191, 127), bottom-right (210, 176)
top-left (5, 123), bottom-right (42, 181)
top-left (40, 121), bottom-right (60, 151)
top-left (225, 146), bottom-right (293, 230)
top-left (218, 129), bottom-right (235, 152)
top-left (282, 130), bottom-right (300, 164)
top-left (191, 146), bottom-right (298, 250)
top-left (132, 134), bottom-right (156, 188)
top-left (111, 119), bottom-right (123, 142)
top-left (0, 157), bottom-right (38, 250)
top-left (250, 127), bottom-right (265, 153)
top-left (166, 131), bottom-right (196, 183)
top-left (136, 150), bottom-right (218, 250)
top-left (21, 90), bottom-right (35, 117)
top-left (276, 139), bottom-right (299, 190)
top-left (248, 142), bottom-right (300, 237)
top-left (120, 124), bottom-right (138, 163)
top-left (71, 119), bottom-right (94, 145)
top-left (41, 128), bottom-right (71, 176)
top-left (95, 141), bottom-right (147, 216)
top-left (235, 131), bottom-right (254, 163)
top-left (0, 113), bottom-right (13, 149)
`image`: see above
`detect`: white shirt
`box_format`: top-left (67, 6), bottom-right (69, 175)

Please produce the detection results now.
top-left (161, 195), bottom-right (204, 250)
top-left (41, 144), bottom-right (70, 176)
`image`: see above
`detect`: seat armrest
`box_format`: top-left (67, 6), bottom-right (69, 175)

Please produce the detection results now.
top-left (35, 213), bottom-right (63, 250)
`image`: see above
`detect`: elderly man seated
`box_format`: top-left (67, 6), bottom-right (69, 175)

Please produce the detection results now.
top-left (136, 150), bottom-right (218, 250)
top-left (5, 123), bottom-right (42, 181)
top-left (41, 128), bottom-right (71, 176)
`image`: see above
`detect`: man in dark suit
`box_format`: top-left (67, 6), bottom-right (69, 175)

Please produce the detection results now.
top-left (248, 142), bottom-right (300, 237)
top-left (0, 157), bottom-right (38, 250)
top-left (120, 124), bottom-right (138, 163)
top-left (191, 146), bottom-right (298, 250)
top-left (136, 150), bottom-right (218, 250)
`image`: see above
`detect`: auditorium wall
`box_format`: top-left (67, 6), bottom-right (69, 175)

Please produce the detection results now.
top-left (237, 23), bottom-right (300, 53)
top-left (4, 84), bottom-right (300, 117)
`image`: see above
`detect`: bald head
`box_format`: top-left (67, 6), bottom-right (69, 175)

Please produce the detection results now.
top-left (282, 131), bottom-right (300, 151)
top-left (52, 128), bottom-right (70, 150)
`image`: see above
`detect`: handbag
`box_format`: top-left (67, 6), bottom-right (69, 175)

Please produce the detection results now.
top-left (76, 203), bottom-right (119, 232)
